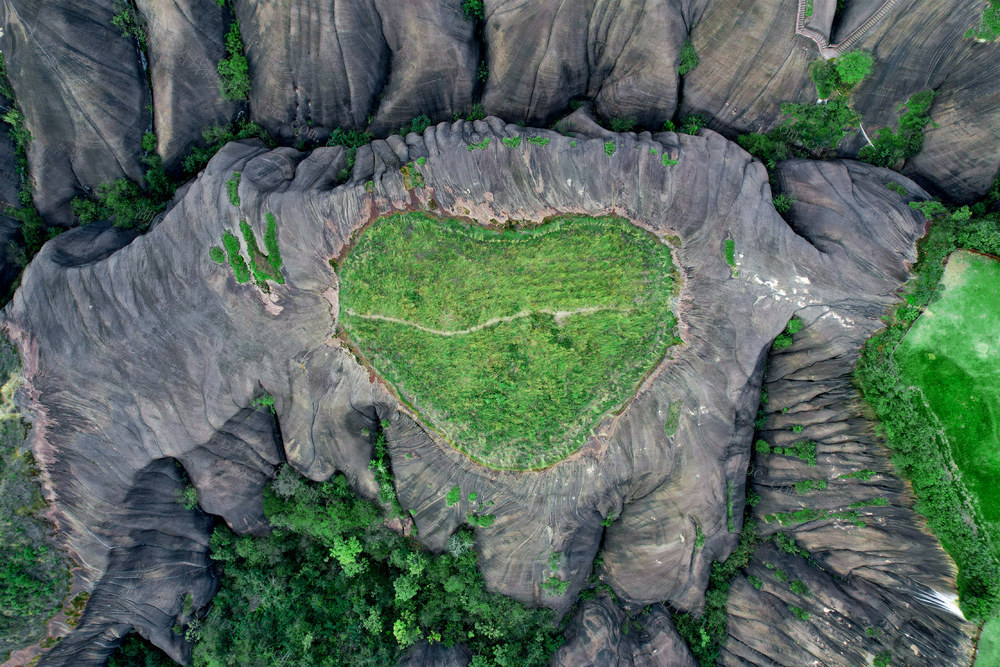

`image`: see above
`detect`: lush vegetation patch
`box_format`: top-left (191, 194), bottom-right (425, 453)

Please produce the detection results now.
top-left (895, 251), bottom-right (1000, 525)
top-left (0, 337), bottom-right (69, 660)
top-left (809, 51), bottom-right (873, 99)
top-left (190, 466), bottom-right (563, 665)
top-left (462, 0), bottom-right (485, 20)
top-left (856, 201), bottom-right (1000, 620)
top-left (226, 172), bottom-right (241, 207)
top-left (859, 91), bottom-right (936, 169)
top-left (218, 18), bottom-right (251, 102)
top-left (337, 213), bottom-right (679, 469)
top-left (677, 39), bottom-right (699, 76)
top-left (111, 0), bottom-right (148, 48)
top-left (966, 0), bottom-right (1000, 41)
top-left (977, 614), bottom-right (1000, 666)
top-left (214, 214), bottom-right (284, 288)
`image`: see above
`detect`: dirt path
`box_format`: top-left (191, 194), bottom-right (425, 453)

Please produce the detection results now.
top-left (342, 305), bottom-right (621, 336)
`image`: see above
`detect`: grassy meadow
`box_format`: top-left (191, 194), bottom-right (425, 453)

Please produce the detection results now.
top-left (337, 213), bottom-right (679, 469)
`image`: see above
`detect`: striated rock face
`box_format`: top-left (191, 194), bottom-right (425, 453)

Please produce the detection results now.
top-left (135, 0), bottom-right (242, 170)
top-left (0, 0), bottom-right (150, 224)
top-left (1, 0), bottom-right (996, 226)
top-left (553, 595), bottom-right (696, 666)
top-left (718, 160), bottom-right (978, 665)
top-left (2, 117), bottom-right (969, 665)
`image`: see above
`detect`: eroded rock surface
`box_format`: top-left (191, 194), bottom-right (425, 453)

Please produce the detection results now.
top-left (2, 0), bottom-right (996, 226)
top-left (0, 0), bottom-right (149, 224)
top-left (3, 120), bottom-right (968, 665)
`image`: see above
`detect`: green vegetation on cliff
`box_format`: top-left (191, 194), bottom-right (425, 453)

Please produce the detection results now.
top-left (190, 465), bottom-right (563, 666)
top-left (856, 202), bottom-right (1000, 620)
top-left (337, 213), bottom-right (679, 469)
top-left (0, 337), bottom-right (69, 660)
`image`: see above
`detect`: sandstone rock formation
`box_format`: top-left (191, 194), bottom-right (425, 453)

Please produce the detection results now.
top-left (1, 0), bottom-right (997, 228)
top-left (0, 0), bottom-right (149, 224)
top-left (2, 116), bottom-right (972, 665)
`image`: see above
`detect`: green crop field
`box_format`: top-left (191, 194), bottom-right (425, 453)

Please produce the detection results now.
top-left (337, 212), bottom-right (679, 469)
top-left (895, 250), bottom-right (1000, 527)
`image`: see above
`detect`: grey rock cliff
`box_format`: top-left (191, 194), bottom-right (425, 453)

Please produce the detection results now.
top-left (2, 118), bottom-right (970, 665)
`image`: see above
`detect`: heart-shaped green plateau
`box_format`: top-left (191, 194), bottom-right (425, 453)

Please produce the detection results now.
top-left (337, 212), bottom-right (680, 470)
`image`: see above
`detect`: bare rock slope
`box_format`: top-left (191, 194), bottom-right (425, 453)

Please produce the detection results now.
top-left (2, 0), bottom-right (997, 228)
top-left (2, 118), bottom-right (971, 665)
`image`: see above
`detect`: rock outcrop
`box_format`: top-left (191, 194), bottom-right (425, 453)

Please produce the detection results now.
top-left (2, 117), bottom-right (971, 665)
top-left (0, 0), bottom-right (149, 224)
top-left (1, 0), bottom-right (996, 227)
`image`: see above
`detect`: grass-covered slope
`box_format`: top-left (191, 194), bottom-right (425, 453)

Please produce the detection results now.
top-left (337, 213), bottom-right (679, 469)
top-left (896, 251), bottom-right (1000, 525)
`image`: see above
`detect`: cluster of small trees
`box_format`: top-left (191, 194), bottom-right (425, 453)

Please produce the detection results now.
top-left (188, 466), bottom-right (563, 666)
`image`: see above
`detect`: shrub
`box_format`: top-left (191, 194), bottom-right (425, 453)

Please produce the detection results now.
top-left (462, 0), bottom-right (485, 20)
top-left (966, 0), bottom-right (1000, 40)
top-left (526, 136), bottom-right (550, 146)
top-left (723, 238), bottom-right (736, 268)
top-left (446, 486), bottom-right (461, 507)
top-left (780, 98), bottom-right (860, 151)
top-left (874, 651), bottom-right (892, 667)
top-left (678, 115), bottom-right (706, 135)
top-left (542, 576), bottom-right (569, 596)
top-left (250, 392), bottom-right (275, 413)
top-left (788, 605), bottom-right (810, 620)
top-left (226, 172), bottom-right (241, 207)
top-left (183, 120), bottom-right (273, 175)
top-left (477, 62), bottom-right (489, 81)
top-left (328, 127), bottom-right (373, 180)
top-left (835, 51), bottom-right (874, 88)
top-left (737, 132), bottom-right (791, 170)
top-left (609, 118), bottom-right (636, 133)
top-left (467, 137), bottom-right (490, 151)
top-left (467, 103), bottom-right (486, 121)
top-left (859, 91), bottom-right (936, 169)
top-left (662, 155), bottom-right (679, 166)
top-left (748, 575), bottom-right (763, 590)
top-left (209, 246), bottom-right (225, 264)
top-left (218, 20), bottom-right (251, 101)
top-left (221, 231), bottom-right (251, 283)
top-left (502, 136), bottom-right (521, 148)
top-left (695, 524), bottom-right (706, 549)
top-left (176, 485), bottom-right (199, 510)
top-left (773, 193), bottom-right (795, 215)
top-left (866, 626), bottom-right (882, 638)
top-left (111, 0), bottom-right (147, 47)
top-left (677, 39), bottom-right (699, 76)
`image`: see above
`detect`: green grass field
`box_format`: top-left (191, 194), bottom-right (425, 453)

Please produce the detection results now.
top-left (977, 614), bottom-right (1000, 666)
top-left (895, 250), bottom-right (1000, 527)
top-left (338, 212), bottom-right (679, 469)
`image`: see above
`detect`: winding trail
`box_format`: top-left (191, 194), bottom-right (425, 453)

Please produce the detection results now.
top-left (342, 305), bottom-right (621, 336)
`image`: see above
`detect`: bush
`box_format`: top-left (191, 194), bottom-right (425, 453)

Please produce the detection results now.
top-left (737, 132), bottom-right (791, 170)
top-left (462, 0), bottom-right (485, 20)
top-left (966, 0), bottom-right (1000, 40)
top-left (502, 136), bottom-right (521, 148)
top-left (183, 120), bottom-right (273, 176)
top-left (111, 0), bottom-right (147, 48)
top-left (780, 98), bottom-right (860, 152)
top-left (809, 51), bottom-right (872, 98)
top-left (604, 141), bottom-right (616, 157)
top-left (526, 136), bottom-right (550, 146)
top-left (218, 20), bottom-right (251, 101)
top-left (609, 118), bottom-right (636, 133)
top-left (859, 91), bottom-right (936, 169)
top-left (678, 115), bottom-right (706, 135)
top-left (226, 172), bottom-right (241, 207)
top-left (677, 39), bottom-right (699, 76)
